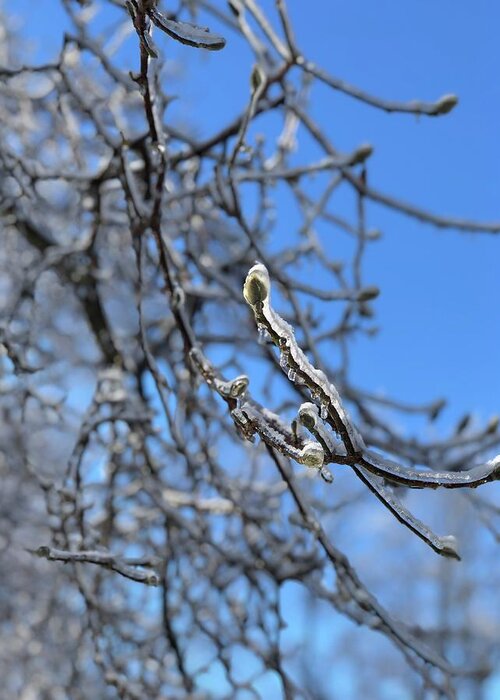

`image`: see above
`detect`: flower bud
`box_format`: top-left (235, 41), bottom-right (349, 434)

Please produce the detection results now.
top-left (243, 263), bottom-right (270, 306)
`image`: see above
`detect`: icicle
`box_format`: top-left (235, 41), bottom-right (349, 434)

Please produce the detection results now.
top-left (287, 368), bottom-right (296, 382)
top-left (279, 352), bottom-right (289, 370)
top-left (320, 467), bottom-right (334, 483)
top-left (257, 324), bottom-right (269, 345)
top-left (320, 402), bottom-right (329, 420)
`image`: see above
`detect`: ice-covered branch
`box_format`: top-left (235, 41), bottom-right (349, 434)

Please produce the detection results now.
top-left (243, 262), bottom-right (500, 558)
top-left (30, 546), bottom-right (160, 586)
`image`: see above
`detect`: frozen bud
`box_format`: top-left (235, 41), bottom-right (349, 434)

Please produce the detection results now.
top-left (298, 402), bottom-right (319, 430)
top-left (250, 63), bottom-right (265, 93)
top-left (243, 263), bottom-right (270, 306)
top-left (229, 375), bottom-right (249, 398)
top-left (438, 535), bottom-right (460, 559)
top-left (351, 142), bottom-right (373, 164)
top-left (301, 441), bottom-right (324, 469)
top-left (357, 286), bottom-right (380, 302)
top-left (146, 572), bottom-right (160, 586)
top-left (320, 466), bottom-right (334, 483)
top-left (434, 93), bottom-right (458, 115)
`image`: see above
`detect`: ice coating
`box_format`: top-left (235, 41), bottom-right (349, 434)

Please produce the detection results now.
top-left (244, 262), bottom-right (364, 454)
top-left (243, 263), bottom-right (271, 307)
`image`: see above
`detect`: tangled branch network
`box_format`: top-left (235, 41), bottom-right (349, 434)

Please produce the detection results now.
top-left (1, 0), bottom-right (499, 697)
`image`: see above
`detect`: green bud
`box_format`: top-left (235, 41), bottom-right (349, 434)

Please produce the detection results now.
top-left (301, 441), bottom-right (324, 469)
top-left (243, 263), bottom-right (270, 306)
top-left (298, 403), bottom-right (318, 430)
